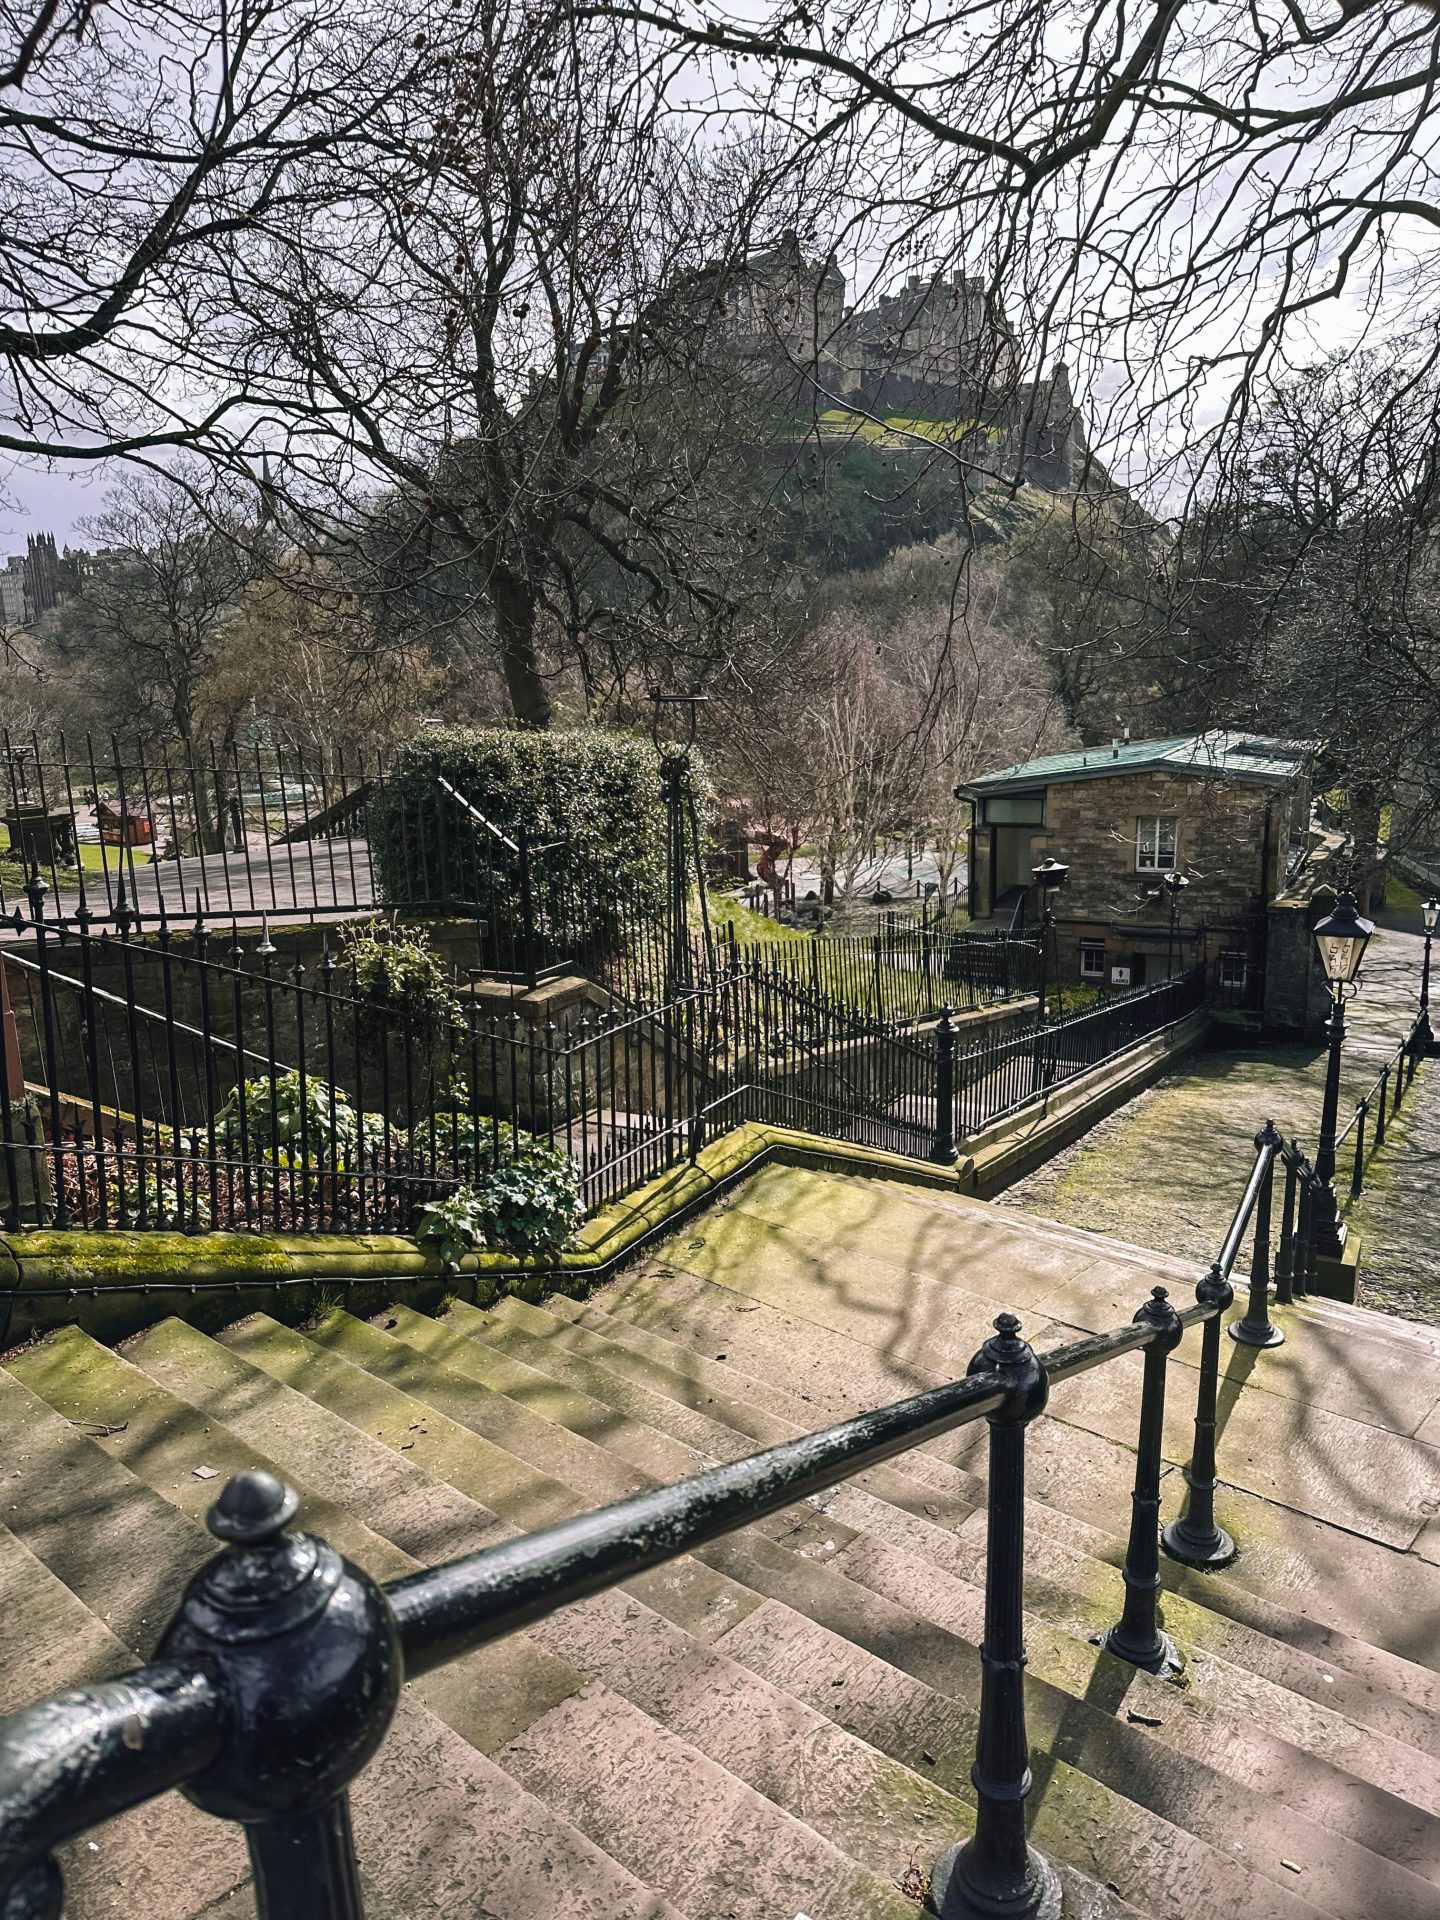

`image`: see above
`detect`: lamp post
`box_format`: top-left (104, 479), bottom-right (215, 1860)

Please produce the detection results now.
top-left (1420, 895), bottom-right (1438, 1053)
top-left (1310, 887), bottom-right (1376, 1259)
top-left (1145, 871), bottom-right (1191, 979)
top-left (1031, 855), bottom-right (1069, 1092)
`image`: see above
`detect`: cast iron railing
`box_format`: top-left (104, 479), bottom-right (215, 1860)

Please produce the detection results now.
top-left (1334, 1020), bottom-right (1425, 1203)
top-left (0, 1118), bottom-right (1317, 1920)
top-left (1, 913), bottom-right (1204, 1233)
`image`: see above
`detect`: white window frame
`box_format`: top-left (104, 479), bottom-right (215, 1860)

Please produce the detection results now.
top-left (1219, 950), bottom-right (1249, 989)
top-left (1079, 942), bottom-right (1106, 981)
top-left (1136, 815), bottom-right (1178, 873)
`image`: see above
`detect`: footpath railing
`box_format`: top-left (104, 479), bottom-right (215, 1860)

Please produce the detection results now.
top-left (1335, 1024), bottom-right (1425, 1203)
top-left (0, 913), bottom-right (1202, 1233)
top-left (0, 1120), bottom-right (1321, 1920)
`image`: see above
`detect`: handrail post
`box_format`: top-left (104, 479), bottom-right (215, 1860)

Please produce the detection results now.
top-left (1296, 1157), bottom-right (1317, 1298)
top-left (1163, 1264), bottom-right (1238, 1569)
top-left (1350, 1100), bottom-right (1367, 1200)
top-left (1375, 1068), bottom-right (1388, 1146)
top-left (1273, 1150), bottom-right (1297, 1306)
top-left (1103, 1288), bottom-right (1185, 1670)
top-left (1229, 1120), bottom-right (1284, 1348)
top-left (156, 1471), bottom-right (401, 1920)
top-left (931, 1004), bottom-right (958, 1165)
top-left (931, 1314), bottom-right (1059, 1920)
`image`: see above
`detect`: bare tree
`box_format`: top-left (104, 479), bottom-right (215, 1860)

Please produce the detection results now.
top-left (0, 0), bottom-right (433, 469)
top-left (206, 5), bottom-right (825, 726)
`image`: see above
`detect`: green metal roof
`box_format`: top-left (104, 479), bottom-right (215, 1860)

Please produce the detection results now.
top-left (959, 731), bottom-right (1309, 796)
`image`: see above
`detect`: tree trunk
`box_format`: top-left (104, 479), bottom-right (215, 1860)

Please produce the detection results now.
top-left (492, 581), bottom-right (552, 729)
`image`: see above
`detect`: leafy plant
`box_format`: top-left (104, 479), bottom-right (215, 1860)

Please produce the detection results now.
top-left (414, 1186), bottom-right (490, 1271)
top-left (342, 917), bottom-right (462, 1039)
top-left (215, 1069), bottom-right (390, 1166)
top-left (413, 1132), bottom-right (583, 1266)
top-left (477, 1135), bottom-right (584, 1257)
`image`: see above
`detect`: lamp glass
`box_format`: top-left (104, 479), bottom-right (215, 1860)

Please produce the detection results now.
top-left (1312, 892), bottom-right (1375, 986)
top-left (1425, 897), bottom-right (1439, 935)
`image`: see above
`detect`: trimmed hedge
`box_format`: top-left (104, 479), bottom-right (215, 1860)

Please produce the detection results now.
top-left (369, 726), bottom-right (670, 950)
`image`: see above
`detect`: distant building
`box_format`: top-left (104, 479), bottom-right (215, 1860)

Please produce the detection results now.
top-left (956, 732), bottom-right (1313, 998)
top-left (0, 556), bottom-right (24, 628)
top-left (714, 230), bottom-right (846, 369)
top-left (0, 533), bottom-right (66, 628)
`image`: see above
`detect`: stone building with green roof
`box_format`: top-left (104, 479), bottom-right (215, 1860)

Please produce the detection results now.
top-left (956, 731), bottom-right (1312, 996)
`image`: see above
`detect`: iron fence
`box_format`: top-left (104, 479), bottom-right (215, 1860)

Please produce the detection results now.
top-left (2, 917), bottom-right (1204, 1236)
top-left (0, 1117), bottom-right (1323, 1920)
top-left (951, 965), bottom-right (1206, 1135)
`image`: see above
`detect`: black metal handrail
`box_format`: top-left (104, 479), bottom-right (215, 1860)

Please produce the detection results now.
top-left (0, 1114), bottom-right (1313, 1920)
top-left (1333, 1015), bottom-right (1425, 1203)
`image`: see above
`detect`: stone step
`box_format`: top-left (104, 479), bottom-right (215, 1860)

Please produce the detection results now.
top-left (695, 1527), bottom-right (1434, 1920)
top-left (495, 1682), bottom-right (920, 1920)
top-left (602, 1240), bottom-right (1440, 1668)
top-left (437, 1293), bottom-right (1440, 1830)
top-left (0, 1354), bottom-right (684, 1920)
top-left (4, 1321), bottom-right (586, 1759)
top-left (312, 1300), bottom-right (1433, 1920)
top-left (185, 1306), bottom-right (1385, 1917)
top-left (214, 1309), bottom-right (763, 1644)
top-left (536, 1285), bottom-right (1440, 1733)
top-left (111, 1316), bottom-right (947, 1920)
top-left (122, 1315), bottom-right (988, 1906)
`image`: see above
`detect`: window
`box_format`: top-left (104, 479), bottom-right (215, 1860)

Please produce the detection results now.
top-left (1219, 951), bottom-right (1248, 989)
top-left (1136, 815), bottom-right (1178, 872)
top-left (1079, 942), bottom-right (1106, 981)
top-left (982, 792), bottom-right (1046, 826)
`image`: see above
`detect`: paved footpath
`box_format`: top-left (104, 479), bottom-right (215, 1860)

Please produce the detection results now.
top-left (1000, 919), bottom-right (1440, 1323)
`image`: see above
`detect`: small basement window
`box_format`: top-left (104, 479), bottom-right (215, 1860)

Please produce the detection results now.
top-left (1079, 942), bottom-right (1106, 981)
top-left (1219, 951), bottom-right (1249, 988)
top-left (1136, 815), bottom-right (1178, 872)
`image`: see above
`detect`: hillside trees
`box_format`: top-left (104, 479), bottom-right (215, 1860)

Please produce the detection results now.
top-left (210, 3), bottom-right (826, 727)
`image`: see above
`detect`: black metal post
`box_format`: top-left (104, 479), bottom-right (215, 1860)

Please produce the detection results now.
top-left (932, 1005), bottom-right (958, 1165)
top-left (1102, 1287), bottom-right (1184, 1670)
top-left (1296, 1157), bottom-right (1317, 1298)
top-left (1419, 926), bottom-right (1434, 1052)
top-left (1230, 1120), bottom-right (1284, 1347)
top-left (1030, 911), bottom-right (1049, 1096)
top-left (930, 1314), bottom-right (1059, 1920)
top-left (1162, 1263), bottom-right (1238, 1569)
top-left (156, 1472), bottom-right (402, 1920)
top-left (1350, 1099), bottom-right (1367, 1200)
top-left (1273, 1150), bottom-right (1297, 1306)
top-left (1310, 991), bottom-right (1347, 1258)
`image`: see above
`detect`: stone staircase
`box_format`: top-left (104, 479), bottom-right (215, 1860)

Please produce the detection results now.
top-left (4, 1161), bottom-right (1440, 1920)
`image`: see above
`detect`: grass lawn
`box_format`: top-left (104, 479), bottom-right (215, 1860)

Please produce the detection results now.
top-left (709, 896), bottom-right (809, 945)
top-left (814, 409), bottom-right (985, 445)
top-left (1386, 873), bottom-right (1423, 913)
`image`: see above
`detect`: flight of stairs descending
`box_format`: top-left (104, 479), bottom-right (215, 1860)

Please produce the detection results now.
top-left (5, 1161), bottom-right (1440, 1920)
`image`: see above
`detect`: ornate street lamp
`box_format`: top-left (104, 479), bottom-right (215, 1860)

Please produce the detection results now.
top-left (1310, 887), bottom-right (1376, 1259)
top-left (1420, 895), bottom-right (1438, 1052)
top-left (1031, 855), bottom-right (1069, 1091)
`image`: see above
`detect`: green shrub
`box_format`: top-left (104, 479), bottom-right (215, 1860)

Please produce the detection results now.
top-left (342, 918), bottom-right (462, 1039)
top-left (367, 726), bottom-right (674, 953)
top-left (215, 1069), bottom-right (389, 1166)
top-left (414, 1132), bottom-right (583, 1266)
